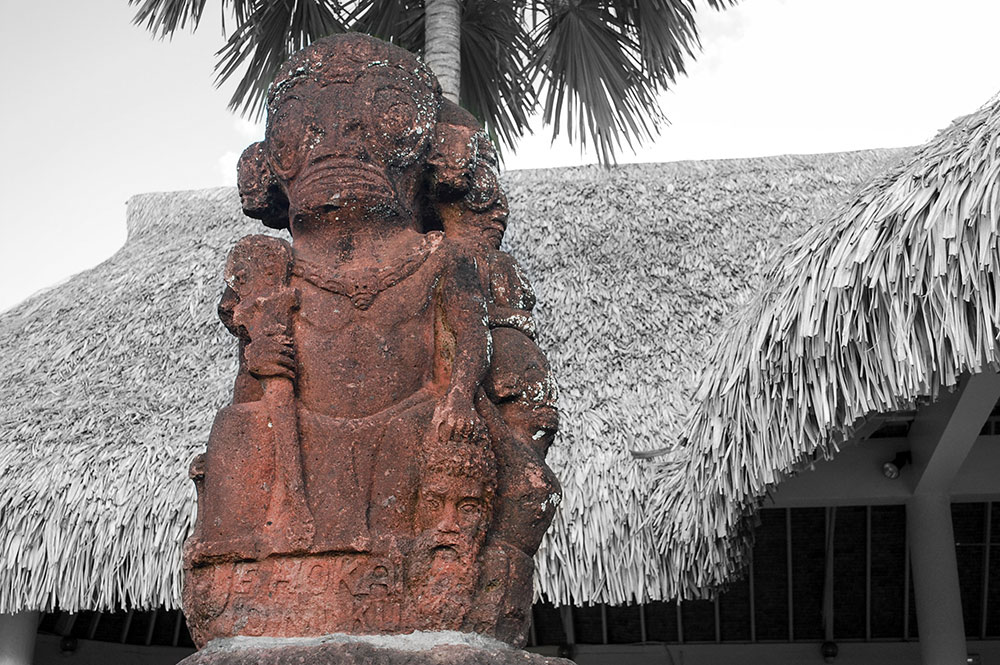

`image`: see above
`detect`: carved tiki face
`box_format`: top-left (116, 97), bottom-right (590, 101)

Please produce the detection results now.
top-left (415, 473), bottom-right (489, 560)
top-left (415, 438), bottom-right (497, 560)
top-left (430, 104), bottom-right (509, 250)
top-left (223, 235), bottom-right (293, 297)
top-left (238, 34), bottom-right (442, 230)
top-left (486, 328), bottom-right (559, 455)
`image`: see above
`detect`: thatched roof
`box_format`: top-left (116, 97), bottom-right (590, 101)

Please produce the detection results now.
top-left (0, 149), bottom-right (904, 614)
top-left (653, 93), bottom-right (1000, 598)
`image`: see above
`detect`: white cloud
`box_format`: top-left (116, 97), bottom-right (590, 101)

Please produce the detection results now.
top-left (234, 116), bottom-right (264, 141)
top-left (217, 151), bottom-right (240, 186)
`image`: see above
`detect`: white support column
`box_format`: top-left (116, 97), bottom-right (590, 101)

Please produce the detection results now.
top-left (905, 372), bottom-right (1000, 665)
top-left (907, 493), bottom-right (966, 665)
top-left (0, 611), bottom-right (38, 665)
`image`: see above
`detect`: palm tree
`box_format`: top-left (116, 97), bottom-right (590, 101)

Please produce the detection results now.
top-left (130, 0), bottom-right (733, 164)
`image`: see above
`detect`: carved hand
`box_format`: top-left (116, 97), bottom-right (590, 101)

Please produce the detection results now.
top-left (432, 389), bottom-right (482, 442)
top-left (245, 334), bottom-right (296, 380)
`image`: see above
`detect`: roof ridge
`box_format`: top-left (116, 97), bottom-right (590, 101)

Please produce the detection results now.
top-left (126, 187), bottom-right (239, 240)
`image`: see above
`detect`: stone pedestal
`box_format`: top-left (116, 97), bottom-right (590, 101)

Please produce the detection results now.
top-left (178, 633), bottom-right (572, 665)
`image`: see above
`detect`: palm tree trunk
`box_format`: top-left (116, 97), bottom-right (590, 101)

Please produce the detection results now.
top-left (423, 0), bottom-right (462, 103)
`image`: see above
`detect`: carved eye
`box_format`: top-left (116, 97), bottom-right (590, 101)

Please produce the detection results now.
top-left (424, 496), bottom-right (442, 511)
top-left (458, 500), bottom-right (482, 514)
top-left (465, 160), bottom-right (500, 211)
top-left (372, 87), bottom-right (418, 138)
top-left (364, 75), bottom-right (435, 166)
top-left (228, 267), bottom-right (248, 291)
top-left (266, 97), bottom-right (307, 178)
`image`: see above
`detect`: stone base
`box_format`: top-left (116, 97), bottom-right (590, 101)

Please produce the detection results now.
top-left (177, 632), bottom-right (573, 665)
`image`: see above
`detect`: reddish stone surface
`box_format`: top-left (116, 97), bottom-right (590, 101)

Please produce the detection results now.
top-left (183, 34), bottom-right (560, 650)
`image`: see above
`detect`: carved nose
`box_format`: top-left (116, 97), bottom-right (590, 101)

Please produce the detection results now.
top-left (311, 117), bottom-right (366, 161)
top-left (338, 118), bottom-right (362, 138)
top-left (438, 506), bottom-right (460, 533)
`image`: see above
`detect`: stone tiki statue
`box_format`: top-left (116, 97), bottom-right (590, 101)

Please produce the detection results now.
top-left (181, 34), bottom-right (566, 664)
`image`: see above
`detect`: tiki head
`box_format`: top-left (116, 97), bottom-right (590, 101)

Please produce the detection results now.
top-left (238, 33), bottom-right (442, 231)
top-left (415, 435), bottom-right (497, 561)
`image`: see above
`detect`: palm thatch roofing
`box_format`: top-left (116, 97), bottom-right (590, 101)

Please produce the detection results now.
top-left (0, 148), bottom-right (905, 614)
top-left (653, 93), bottom-right (1000, 599)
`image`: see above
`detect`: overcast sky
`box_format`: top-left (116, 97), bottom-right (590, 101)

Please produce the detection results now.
top-left (2, 0), bottom-right (999, 312)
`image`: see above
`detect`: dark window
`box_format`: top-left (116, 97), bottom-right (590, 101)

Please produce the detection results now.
top-left (870, 505), bottom-right (906, 638)
top-left (680, 599), bottom-right (716, 642)
top-left (833, 506), bottom-right (867, 639)
top-left (718, 575), bottom-right (751, 641)
top-left (791, 507), bottom-right (826, 640)
top-left (642, 600), bottom-right (678, 642)
top-left (572, 604), bottom-right (604, 644)
top-left (606, 604), bottom-right (643, 643)
top-left (531, 602), bottom-right (566, 646)
top-left (753, 508), bottom-right (790, 639)
top-left (988, 533), bottom-right (1000, 637)
top-left (954, 503), bottom-right (987, 637)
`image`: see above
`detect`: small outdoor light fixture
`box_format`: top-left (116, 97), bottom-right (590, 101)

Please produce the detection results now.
top-left (821, 640), bottom-right (838, 662)
top-left (882, 451), bottom-right (911, 479)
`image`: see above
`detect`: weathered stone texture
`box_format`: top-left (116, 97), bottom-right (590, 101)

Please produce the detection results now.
top-left (182, 33), bottom-right (560, 655)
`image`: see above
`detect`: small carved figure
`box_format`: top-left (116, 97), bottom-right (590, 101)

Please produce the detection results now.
top-left (221, 236), bottom-right (297, 382)
top-left (223, 236), bottom-right (314, 554)
top-left (429, 103), bottom-right (560, 558)
top-left (431, 104), bottom-right (537, 339)
top-left (481, 328), bottom-right (561, 555)
top-left (187, 236), bottom-right (313, 563)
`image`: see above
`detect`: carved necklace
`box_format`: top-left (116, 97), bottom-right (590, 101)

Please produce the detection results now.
top-left (293, 232), bottom-right (443, 310)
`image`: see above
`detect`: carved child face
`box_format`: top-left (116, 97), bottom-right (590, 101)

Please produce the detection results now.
top-left (415, 473), bottom-right (488, 560)
top-left (225, 258), bottom-right (281, 300)
top-left (436, 131), bottom-right (509, 250)
top-left (487, 329), bottom-right (559, 455)
top-left (444, 198), bottom-right (508, 251)
top-left (264, 36), bottom-right (439, 227)
top-left (224, 237), bottom-right (293, 298)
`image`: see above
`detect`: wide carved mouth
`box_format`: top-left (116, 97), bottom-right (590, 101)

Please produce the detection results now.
top-left (292, 158), bottom-right (395, 208)
top-left (431, 544), bottom-right (461, 560)
top-left (431, 530), bottom-right (464, 552)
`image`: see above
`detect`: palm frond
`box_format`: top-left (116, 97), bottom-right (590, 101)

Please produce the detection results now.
top-left (532, 0), bottom-right (665, 165)
top-left (229, 0), bottom-right (255, 23)
top-left (458, 0), bottom-right (536, 154)
top-left (610, 0), bottom-right (700, 87)
top-left (214, 0), bottom-right (349, 119)
top-left (350, 0), bottom-right (424, 52)
top-left (130, 0), bottom-right (209, 37)
top-left (132, 0), bottom-right (737, 164)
